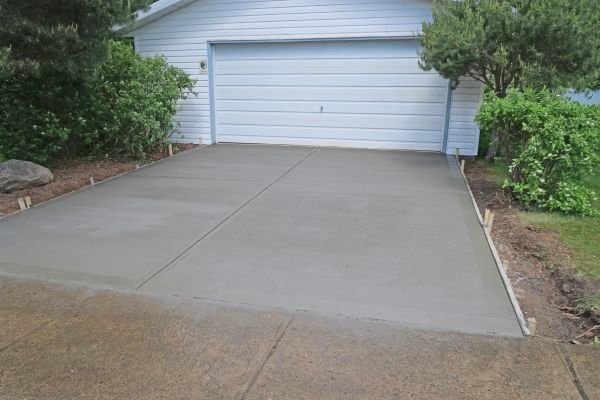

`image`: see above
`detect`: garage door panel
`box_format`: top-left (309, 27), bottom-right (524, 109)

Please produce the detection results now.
top-left (217, 73), bottom-right (448, 88)
top-left (219, 135), bottom-right (442, 151)
top-left (216, 86), bottom-right (447, 103)
top-left (216, 40), bottom-right (423, 60)
top-left (214, 40), bottom-right (448, 150)
top-left (217, 111), bottom-right (444, 131)
top-left (215, 58), bottom-right (433, 75)
top-left (217, 125), bottom-right (442, 143)
top-left (217, 100), bottom-right (446, 115)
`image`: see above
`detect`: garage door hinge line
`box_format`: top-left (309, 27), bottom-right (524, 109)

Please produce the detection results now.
top-left (134, 147), bottom-right (320, 290)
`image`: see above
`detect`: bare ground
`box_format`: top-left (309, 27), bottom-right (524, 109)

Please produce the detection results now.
top-left (465, 160), bottom-right (600, 343)
top-left (0, 144), bottom-right (197, 217)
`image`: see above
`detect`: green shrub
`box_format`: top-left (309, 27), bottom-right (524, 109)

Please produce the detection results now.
top-left (0, 41), bottom-right (195, 164)
top-left (0, 78), bottom-right (71, 165)
top-left (76, 41), bottom-right (196, 159)
top-left (477, 89), bottom-right (600, 215)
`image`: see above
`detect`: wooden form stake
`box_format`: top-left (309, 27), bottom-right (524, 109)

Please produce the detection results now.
top-left (90, 177), bottom-right (95, 186)
top-left (483, 208), bottom-right (496, 234)
top-left (486, 211), bottom-right (495, 234)
top-left (460, 159), bottom-right (465, 172)
top-left (17, 197), bottom-right (27, 211)
top-left (527, 317), bottom-right (537, 336)
top-left (24, 196), bottom-right (32, 208)
top-left (168, 143), bottom-right (173, 157)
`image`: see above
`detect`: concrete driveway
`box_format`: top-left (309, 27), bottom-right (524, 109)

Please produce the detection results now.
top-left (0, 144), bottom-right (521, 336)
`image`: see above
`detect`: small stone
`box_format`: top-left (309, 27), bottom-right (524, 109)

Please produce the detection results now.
top-left (0, 160), bottom-right (53, 193)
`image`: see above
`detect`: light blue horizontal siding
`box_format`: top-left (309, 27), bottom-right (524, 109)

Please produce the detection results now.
top-left (132, 0), bottom-right (483, 153)
top-left (566, 90), bottom-right (600, 105)
top-left (447, 78), bottom-right (484, 156)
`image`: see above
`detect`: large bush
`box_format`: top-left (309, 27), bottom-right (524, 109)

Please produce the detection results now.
top-left (76, 41), bottom-right (196, 158)
top-left (477, 89), bottom-right (600, 215)
top-left (0, 41), bottom-right (195, 164)
top-left (0, 78), bottom-right (71, 165)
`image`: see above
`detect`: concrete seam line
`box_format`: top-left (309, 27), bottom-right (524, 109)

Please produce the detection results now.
top-left (0, 319), bottom-right (55, 353)
top-left (0, 145), bottom-right (207, 222)
top-left (449, 155), bottom-right (531, 336)
top-left (134, 147), bottom-right (321, 290)
top-left (239, 316), bottom-right (295, 400)
top-left (554, 343), bottom-right (590, 400)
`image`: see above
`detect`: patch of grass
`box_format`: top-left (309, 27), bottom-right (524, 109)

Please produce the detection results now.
top-left (573, 292), bottom-right (600, 315)
top-left (521, 212), bottom-right (600, 278)
top-left (473, 159), bottom-right (510, 186)
top-left (520, 170), bottom-right (600, 279)
top-left (486, 159), bottom-right (510, 186)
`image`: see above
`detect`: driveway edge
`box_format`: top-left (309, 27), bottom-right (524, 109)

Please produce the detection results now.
top-left (450, 154), bottom-right (531, 336)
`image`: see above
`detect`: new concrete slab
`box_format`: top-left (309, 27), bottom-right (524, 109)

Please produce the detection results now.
top-left (0, 145), bottom-right (314, 288)
top-left (0, 144), bottom-right (521, 336)
top-left (142, 147), bottom-right (520, 336)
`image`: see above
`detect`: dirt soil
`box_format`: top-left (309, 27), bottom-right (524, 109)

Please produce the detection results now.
top-left (465, 160), bottom-right (600, 343)
top-left (0, 144), bottom-right (197, 217)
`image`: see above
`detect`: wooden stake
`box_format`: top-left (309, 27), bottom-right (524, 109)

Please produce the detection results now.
top-left (24, 196), bottom-right (32, 208)
top-left (17, 197), bottom-right (27, 211)
top-left (503, 262), bottom-right (509, 274)
top-left (486, 211), bottom-right (495, 234)
top-left (168, 143), bottom-right (173, 157)
top-left (90, 177), bottom-right (95, 186)
top-left (460, 159), bottom-right (465, 172)
top-left (527, 317), bottom-right (537, 336)
top-left (484, 208), bottom-right (491, 225)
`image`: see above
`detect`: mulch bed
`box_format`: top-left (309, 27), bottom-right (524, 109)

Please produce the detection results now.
top-left (464, 160), bottom-right (600, 343)
top-left (0, 144), bottom-right (197, 217)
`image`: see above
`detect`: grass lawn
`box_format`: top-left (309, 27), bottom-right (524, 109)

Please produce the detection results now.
top-left (519, 173), bottom-right (600, 280)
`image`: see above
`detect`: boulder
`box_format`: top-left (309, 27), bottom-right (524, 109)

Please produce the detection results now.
top-left (0, 160), bottom-right (54, 193)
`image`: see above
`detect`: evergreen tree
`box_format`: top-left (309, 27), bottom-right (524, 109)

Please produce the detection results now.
top-left (419, 0), bottom-right (600, 158)
top-left (0, 0), bottom-right (150, 79)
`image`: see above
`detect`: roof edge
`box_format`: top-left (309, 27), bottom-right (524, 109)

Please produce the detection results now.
top-left (115, 0), bottom-right (197, 35)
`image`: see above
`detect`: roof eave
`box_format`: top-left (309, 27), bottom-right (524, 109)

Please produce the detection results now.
top-left (115, 0), bottom-right (197, 35)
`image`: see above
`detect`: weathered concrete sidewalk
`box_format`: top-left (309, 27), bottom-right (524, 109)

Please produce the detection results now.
top-left (0, 276), bottom-right (597, 400)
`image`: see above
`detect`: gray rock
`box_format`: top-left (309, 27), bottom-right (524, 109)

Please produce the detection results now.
top-left (0, 160), bottom-right (54, 193)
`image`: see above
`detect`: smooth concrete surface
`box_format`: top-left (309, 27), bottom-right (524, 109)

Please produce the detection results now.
top-left (0, 144), bottom-right (520, 336)
top-left (1, 277), bottom-right (597, 400)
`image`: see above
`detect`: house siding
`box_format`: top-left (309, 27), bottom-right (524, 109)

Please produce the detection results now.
top-left (447, 77), bottom-right (484, 156)
top-left (130, 0), bottom-right (483, 155)
top-left (566, 89), bottom-right (600, 105)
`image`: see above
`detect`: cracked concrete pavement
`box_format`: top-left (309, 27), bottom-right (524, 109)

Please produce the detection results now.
top-left (1, 276), bottom-right (598, 400)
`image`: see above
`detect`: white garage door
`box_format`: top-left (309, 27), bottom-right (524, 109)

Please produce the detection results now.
top-left (213, 40), bottom-right (449, 151)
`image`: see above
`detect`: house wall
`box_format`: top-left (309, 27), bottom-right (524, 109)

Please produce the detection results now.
top-left (566, 89), bottom-right (600, 105)
top-left (129, 0), bottom-right (483, 155)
